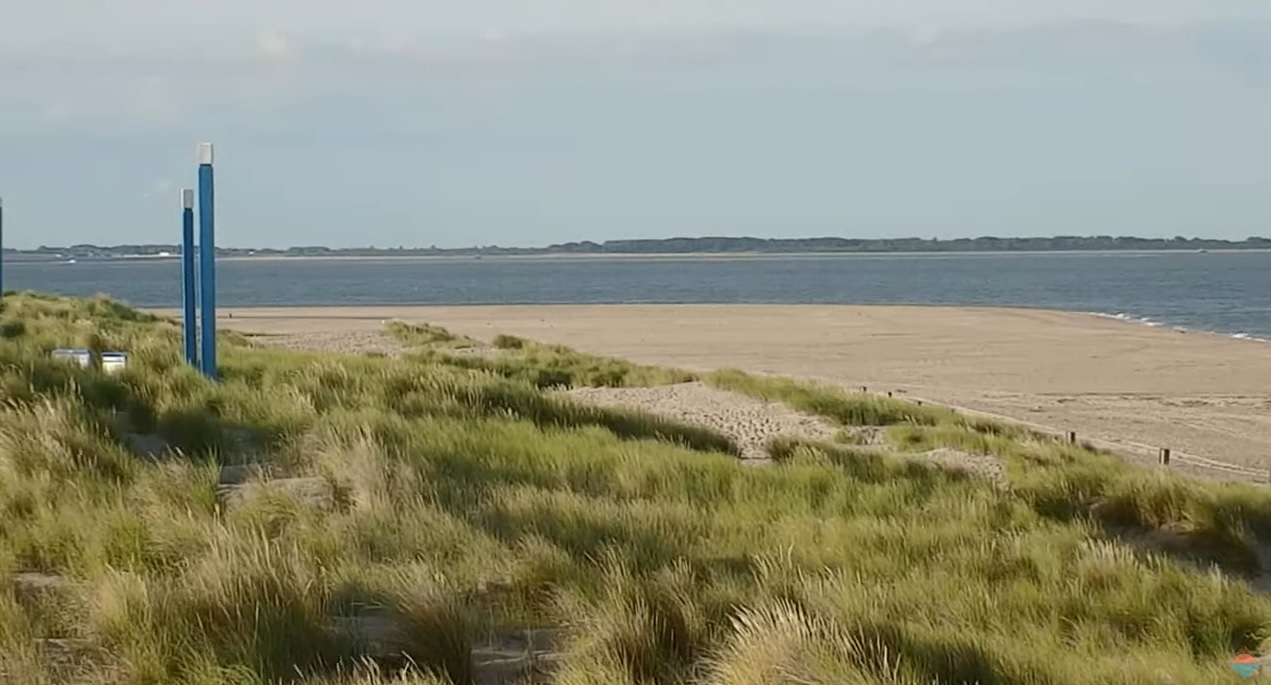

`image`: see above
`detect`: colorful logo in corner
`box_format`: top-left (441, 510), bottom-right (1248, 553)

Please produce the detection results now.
top-left (1231, 652), bottom-right (1261, 679)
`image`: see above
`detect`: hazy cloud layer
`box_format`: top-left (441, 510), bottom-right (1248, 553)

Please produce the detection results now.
top-left (6, 0), bottom-right (1271, 54)
top-left (2, 15), bottom-right (1270, 247)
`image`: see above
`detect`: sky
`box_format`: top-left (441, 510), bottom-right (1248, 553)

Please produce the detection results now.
top-left (2, 1), bottom-right (1271, 248)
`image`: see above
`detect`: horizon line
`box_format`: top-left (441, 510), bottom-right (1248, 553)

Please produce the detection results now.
top-left (5, 234), bottom-right (1271, 253)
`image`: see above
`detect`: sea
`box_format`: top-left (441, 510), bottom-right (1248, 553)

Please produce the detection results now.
top-left (6, 251), bottom-right (1271, 341)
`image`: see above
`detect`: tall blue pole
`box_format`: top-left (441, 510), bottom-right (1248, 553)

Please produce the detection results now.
top-left (181, 189), bottom-right (198, 367)
top-left (197, 143), bottom-right (217, 379)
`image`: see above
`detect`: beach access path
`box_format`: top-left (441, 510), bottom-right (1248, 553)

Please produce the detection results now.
top-left (166, 304), bottom-right (1271, 480)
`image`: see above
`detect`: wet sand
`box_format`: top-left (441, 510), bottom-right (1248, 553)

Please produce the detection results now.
top-left (160, 304), bottom-right (1271, 480)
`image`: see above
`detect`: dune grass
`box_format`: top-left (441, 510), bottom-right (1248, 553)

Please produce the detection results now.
top-left (386, 326), bottom-right (695, 389)
top-left (3, 292), bottom-right (1271, 684)
top-left (383, 322), bottom-right (478, 350)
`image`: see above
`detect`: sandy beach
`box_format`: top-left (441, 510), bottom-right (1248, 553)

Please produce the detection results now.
top-left (170, 304), bottom-right (1271, 479)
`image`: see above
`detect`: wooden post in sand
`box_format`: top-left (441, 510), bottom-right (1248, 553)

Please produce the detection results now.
top-left (861, 386), bottom-right (867, 393)
top-left (887, 391), bottom-right (893, 398)
top-left (1066, 431), bottom-right (1077, 445)
top-left (1158, 448), bottom-right (1171, 466)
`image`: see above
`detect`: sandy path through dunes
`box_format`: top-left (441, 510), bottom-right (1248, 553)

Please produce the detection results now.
top-left (161, 304), bottom-right (1271, 476)
top-left (560, 382), bottom-right (1006, 481)
top-left (563, 382), bottom-right (842, 461)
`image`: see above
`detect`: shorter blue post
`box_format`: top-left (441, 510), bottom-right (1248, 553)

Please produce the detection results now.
top-left (181, 189), bottom-right (198, 367)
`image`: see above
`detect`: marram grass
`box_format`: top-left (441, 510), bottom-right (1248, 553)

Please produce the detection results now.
top-left (1, 292), bottom-right (1270, 684)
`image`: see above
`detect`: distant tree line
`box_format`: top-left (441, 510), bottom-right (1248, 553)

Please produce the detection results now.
top-left (548, 235), bottom-right (1271, 253)
top-left (7, 235), bottom-right (1270, 260)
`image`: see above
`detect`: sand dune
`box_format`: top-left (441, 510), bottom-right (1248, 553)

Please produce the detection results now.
top-left (164, 304), bottom-right (1271, 478)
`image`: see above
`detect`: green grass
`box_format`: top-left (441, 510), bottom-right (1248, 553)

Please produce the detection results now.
top-left (386, 324), bottom-right (696, 389)
top-left (384, 322), bottom-right (477, 350)
top-left (2, 291), bottom-right (1271, 684)
top-left (708, 369), bottom-right (1031, 438)
top-left (716, 370), bottom-right (1271, 577)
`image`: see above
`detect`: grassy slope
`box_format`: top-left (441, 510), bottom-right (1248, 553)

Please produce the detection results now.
top-left (1, 294), bottom-right (1270, 684)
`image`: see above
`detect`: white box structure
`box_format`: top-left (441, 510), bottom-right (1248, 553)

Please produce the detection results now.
top-left (51, 348), bottom-right (92, 368)
top-left (101, 351), bottom-right (129, 374)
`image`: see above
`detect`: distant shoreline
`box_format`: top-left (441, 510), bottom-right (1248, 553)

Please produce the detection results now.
top-left (213, 248), bottom-right (1271, 262)
top-left (9, 248), bottom-right (1271, 264)
top-left (8, 234), bottom-right (1270, 262)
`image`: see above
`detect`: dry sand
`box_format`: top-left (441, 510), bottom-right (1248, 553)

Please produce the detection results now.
top-left (165, 304), bottom-right (1271, 481)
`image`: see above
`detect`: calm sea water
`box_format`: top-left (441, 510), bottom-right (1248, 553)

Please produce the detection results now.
top-left (6, 251), bottom-right (1271, 339)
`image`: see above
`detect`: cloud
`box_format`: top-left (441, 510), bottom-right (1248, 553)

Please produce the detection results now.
top-left (907, 25), bottom-right (945, 48)
top-left (142, 178), bottom-right (176, 200)
top-left (42, 103), bottom-right (75, 123)
top-left (5, 20), bottom-right (1270, 139)
top-left (256, 30), bottom-right (297, 63)
top-left (124, 76), bottom-right (182, 124)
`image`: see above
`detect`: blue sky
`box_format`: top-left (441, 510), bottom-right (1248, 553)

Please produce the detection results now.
top-left (2, 1), bottom-right (1271, 248)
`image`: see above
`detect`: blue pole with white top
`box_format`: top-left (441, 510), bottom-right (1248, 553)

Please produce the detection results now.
top-left (181, 188), bottom-right (198, 367)
top-left (197, 143), bottom-right (217, 379)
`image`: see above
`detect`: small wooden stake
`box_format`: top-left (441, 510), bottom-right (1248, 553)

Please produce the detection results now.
top-left (1159, 448), bottom-right (1171, 466)
top-left (1066, 431), bottom-right (1077, 445)
top-left (861, 386), bottom-right (867, 393)
top-left (887, 391), bottom-right (893, 398)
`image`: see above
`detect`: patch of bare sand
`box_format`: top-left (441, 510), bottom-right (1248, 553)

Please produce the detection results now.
top-left (913, 447), bottom-right (1006, 484)
top-left (564, 382), bottom-right (840, 460)
top-left (561, 382), bottom-right (1004, 482)
top-left (182, 304), bottom-right (1271, 482)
